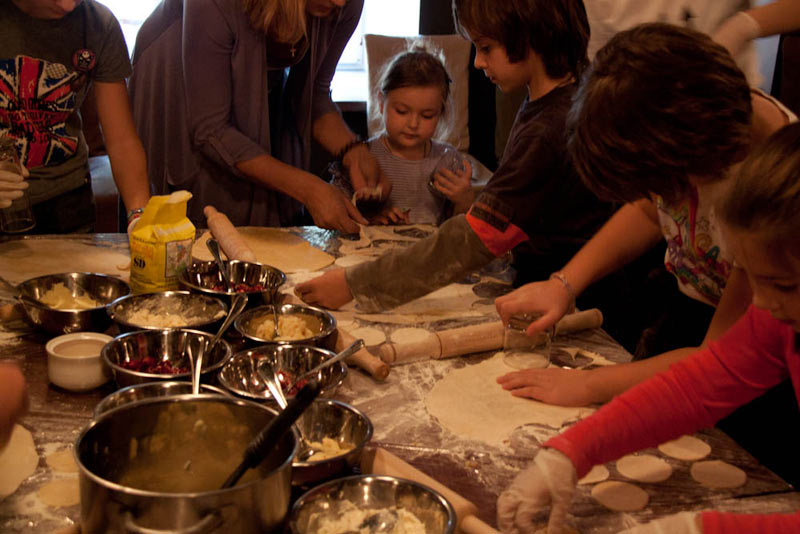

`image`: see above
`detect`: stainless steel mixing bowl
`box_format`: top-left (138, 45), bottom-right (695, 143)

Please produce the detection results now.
top-left (178, 260), bottom-right (286, 307)
top-left (289, 474), bottom-right (457, 534)
top-left (108, 290), bottom-right (227, 333)
top-left (93, 380), bottom-right (231, 417)
top-left (217, 344), bottom-right (346, 401)
top-left (102, 328), bottom-right (233, 388)
top-left (16, 272), bottom-right (130, 334)
top-left (233, 303), bottom-right (336, 347)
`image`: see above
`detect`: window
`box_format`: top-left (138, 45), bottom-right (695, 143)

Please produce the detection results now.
top-left (101, 0), bottom-right (419, 102)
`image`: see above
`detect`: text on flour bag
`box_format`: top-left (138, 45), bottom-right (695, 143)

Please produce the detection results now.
top-left (129, 191), bottom-right (195, 294)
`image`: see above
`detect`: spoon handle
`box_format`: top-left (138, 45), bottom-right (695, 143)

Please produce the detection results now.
top-left (292, 338), bottom-right (364, 389)
top-left (222, 379), bottom-right (320, 489)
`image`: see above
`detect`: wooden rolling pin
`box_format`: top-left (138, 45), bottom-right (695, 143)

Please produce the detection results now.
top-left (380, 308), bottom-right (603, 365)
top-left (203, 205), bottom-right (258, 262)
top-left (361, 447), bottom-right (498, 534)
top-left (334, 326), bottom-right (390, 381)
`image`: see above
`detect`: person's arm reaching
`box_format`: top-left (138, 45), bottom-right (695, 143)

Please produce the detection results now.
top-left (713, 0), bottom-right (800, 56)
top-left (93, 80), bottom-right (150, 215)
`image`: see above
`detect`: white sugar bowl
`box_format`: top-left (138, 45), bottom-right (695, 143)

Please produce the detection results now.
top-left (46, 332), bottom-right (113, 391)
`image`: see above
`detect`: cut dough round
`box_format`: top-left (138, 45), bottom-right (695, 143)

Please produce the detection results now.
top-left (578, 464), bottom-right (610, 485)
top-left (390, 327), bottom-right (434, 344)
top-left (46, 448), bottom-right (78, 473)
top-left (690, 460), bottom-right (747, 488)
top-left (591, 481), bottom-right (649, 512)
top-left (0, 424), bottom-right (39, 499)
top-left (334, 255), bottom-right (372, 268)
top-left (658, 435), bottom-right (711, 461)
top-left (38, 477), bottom-right (80, 507)
top-left (616, 454), bottom-right (673, 483)
top-left (348, 326), bottom-right (386, 346)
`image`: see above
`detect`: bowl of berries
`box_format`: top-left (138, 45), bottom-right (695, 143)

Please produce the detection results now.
top-left (102, 328), bottom-right (233, 389)
top-left (178, 260), bottom-right (286, 308)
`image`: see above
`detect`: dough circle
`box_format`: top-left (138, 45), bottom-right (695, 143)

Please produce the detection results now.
top-left (591, 481), bottom-right (649, 512)
top-left (657, 435), bottom-right (711, 461)
top-left (38, 477), bottom-right (80, 507)
top-left (0, 424), bottom-right (39, 498)
top-left (334, 255), bottom-right (372, 268)
top-left (46, 448), bottom-right (78, 473)
top-left (348, 326), bottom-right (386, 346)
top-left (390, 327), bottom-right (434, 344)
top-left (578, 464), bottom-right (610, 485)
top-left (616, 454), bottom-right (673, 483)
top-left (690, 460), bottom-right (747, 488)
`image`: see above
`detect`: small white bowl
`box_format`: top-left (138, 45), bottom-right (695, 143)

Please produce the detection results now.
top-left (46, 332), bottom-right (113, 391)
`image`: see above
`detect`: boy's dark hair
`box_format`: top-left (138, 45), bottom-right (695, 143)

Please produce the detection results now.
top-left (719, 122), bottom-right (800, 246)
top-left (451, 0), bottom-right (589, 81)
top-left (568, 23), bottom-right (752, 203)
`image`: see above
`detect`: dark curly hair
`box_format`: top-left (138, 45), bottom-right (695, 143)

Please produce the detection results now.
top-left (452, 0), bottom-right (590, 81)
top-left (568, 23), bottom-right (752, 203)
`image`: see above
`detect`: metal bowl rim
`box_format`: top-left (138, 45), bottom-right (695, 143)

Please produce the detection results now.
top-left (289, 473), bottom-right (458, 531)
top-left (17, 272), bottom-right (130, 312)
top-left (233, 304), bottom-right (337, 344)
top-left (93, 380), bottom-right (231, 417)
top-left (102, 328), bottom-right (233, 380)
top-left (106, 290), bottom-right (228, 329)
top-left (178, 260), bottom-right (287, 296)
top-left (293, 398), bottom-right (374, 467)
top-left (75, 395), bottom-right (295, 497)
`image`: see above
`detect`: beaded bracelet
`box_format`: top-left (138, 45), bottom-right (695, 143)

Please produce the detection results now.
top-left (550, 271), bottom-right (576, 312)
top-left (336, 136), bottom-right (366, 163)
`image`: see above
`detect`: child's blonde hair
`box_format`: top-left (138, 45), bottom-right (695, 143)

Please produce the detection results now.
top-left (719, 122), bottom-right (800, 247)
top-left (241, 0), bottom-right (307, 44)
top-left (370, 42), bottom-right (454, 142)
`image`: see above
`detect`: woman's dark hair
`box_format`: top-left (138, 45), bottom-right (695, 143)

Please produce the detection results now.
top-left (452, 0), bottom-right (589, 81)
top-left (719, 122), bottom-right (800, 245)
top-left (568, 23), bottom-right (752, 203)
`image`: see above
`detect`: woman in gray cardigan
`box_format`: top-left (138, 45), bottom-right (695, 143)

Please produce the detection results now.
top-left (129, 0), bottom-right (387, 231)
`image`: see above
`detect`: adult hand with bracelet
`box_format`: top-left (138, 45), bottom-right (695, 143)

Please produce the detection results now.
top-left (495, 271), bottom-right (576, 337)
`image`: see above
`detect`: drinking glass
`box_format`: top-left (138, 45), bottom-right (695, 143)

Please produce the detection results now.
top-left (0, 136), bottom-right (35, 234)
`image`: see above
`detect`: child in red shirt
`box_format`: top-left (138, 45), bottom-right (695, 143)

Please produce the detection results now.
top-left (499, 122), bottom-right (800, 534)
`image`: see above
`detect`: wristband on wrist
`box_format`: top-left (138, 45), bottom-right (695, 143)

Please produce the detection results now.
top-left (127, 207), bottom-right (144, 223)
top-left (336, 136), bottom-right (366, 164)
top-left (549, 271), bottom-right (576, 312)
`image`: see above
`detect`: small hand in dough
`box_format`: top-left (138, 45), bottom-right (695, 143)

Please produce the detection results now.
top-left (295, 268), bottom-right (353, 310)
top-left (497, 368), bottom-right (594, 407)
top-left (497, 448), bottom-right (577, 534)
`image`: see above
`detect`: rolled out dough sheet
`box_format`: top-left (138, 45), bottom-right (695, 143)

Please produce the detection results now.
top-left (657, 435), bottom-right (711, 461)
top-left (348, 326), bottom-right (386, 346)
top-left (690, 460), bottom-right (747, 488)
top-left (193, 228), bottom-right (334, 273)
top-left (578, 464), bottom-right (610, 485)
top-left (0, 424), bottom-right (39, 499)
top-left (425, 354), bottom-right (594, 447)
top-left (0, 240), bottom-right (130, 284)
top-left (46, 448), bottom-right (78, 473)
top-left (591, 480), bottom-right (649, 512)
top-left (38, 477), bottom-right (80, 507)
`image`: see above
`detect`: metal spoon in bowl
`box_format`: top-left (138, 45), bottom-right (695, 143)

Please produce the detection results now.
top-left (257, 360), bottom-right (317, 460)
top-left (206, 237), bottom-right (234, 293)
top-left (286, 338), bottom-right (364, 393)
top-left (270, 304), bottom-right (281, 341)
top-left (192, 292), bottom-right (247, 395)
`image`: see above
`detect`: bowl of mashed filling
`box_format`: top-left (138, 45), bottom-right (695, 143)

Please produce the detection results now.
top-left (233, 303), bottom-right (337, 348)
top-left (108, 290), bottom-right (227, 333)
top-left (16, 272), bottom-right (130, 334)
top-left (289, 474), bottom-right (457, 534)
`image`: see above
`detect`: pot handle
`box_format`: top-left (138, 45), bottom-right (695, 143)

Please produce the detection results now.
top-left (123, 511), bottom-right (223, 534)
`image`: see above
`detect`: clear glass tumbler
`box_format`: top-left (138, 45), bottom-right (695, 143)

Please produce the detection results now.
top-left (502, 313), bottom-right (552, 369)
top-left (0, 136), bottom-right (35, 234)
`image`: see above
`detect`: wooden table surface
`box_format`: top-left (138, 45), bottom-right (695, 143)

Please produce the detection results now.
top-left (0, 231), bottom-right (797, 533)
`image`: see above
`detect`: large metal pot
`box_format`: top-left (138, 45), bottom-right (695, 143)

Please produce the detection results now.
top-left (75, 395), bottom-right (296, 534)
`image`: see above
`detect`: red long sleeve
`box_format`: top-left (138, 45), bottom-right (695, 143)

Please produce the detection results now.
top-left (545, 305), bottom-right (800, 532)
